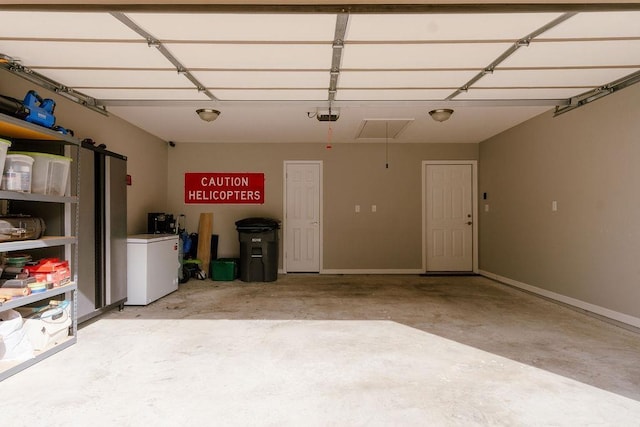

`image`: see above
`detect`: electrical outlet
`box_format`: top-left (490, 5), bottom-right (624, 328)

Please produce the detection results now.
top-left (355, 205), bottom-right (360, 213)
top-left (371, 205), bottom-right (377, 213)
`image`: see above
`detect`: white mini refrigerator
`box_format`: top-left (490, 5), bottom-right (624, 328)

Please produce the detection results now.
top-left (126, 234), bottom-right (180, 305)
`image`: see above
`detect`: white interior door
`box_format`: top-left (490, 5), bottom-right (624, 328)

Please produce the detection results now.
top-left (285, 162), bottom-right (321, 272)
top-left (425, 163), bottom-right (474, 272)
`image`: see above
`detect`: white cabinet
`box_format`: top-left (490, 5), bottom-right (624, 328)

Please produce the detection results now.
top-left (126, 234), bottom-right (179, 305)
top-left (0, 113), bottom-right (79, 381)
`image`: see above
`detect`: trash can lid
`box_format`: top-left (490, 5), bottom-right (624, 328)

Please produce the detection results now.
top-left (235, 217), bottom-right (280, 229)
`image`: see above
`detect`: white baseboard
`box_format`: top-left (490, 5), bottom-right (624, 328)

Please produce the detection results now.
top-left (479, 269), bottom-right (640, 329)
top-left (320, 269), bottom-right (424, 275)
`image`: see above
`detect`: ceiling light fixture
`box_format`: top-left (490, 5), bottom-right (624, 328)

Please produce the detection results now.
top-left (429, 109), bottom-right (454, 122)
top-left (196, 108), bottom-right (221, 122)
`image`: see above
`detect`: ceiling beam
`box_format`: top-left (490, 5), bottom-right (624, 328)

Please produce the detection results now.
top-left (98, 98), bottom-right (570, 108)
top-left (2, 4), bottom-right (640, 13)
top-left (554, 69), bottom-right (640, 116)
top-left (110, 12), bottom-right (218, 101)
top-left (329, 11), bottom-right (349, 103)
top-left (446, 12), bottom-right (577, 100)
top-left (0, 55), bottom-right (108, 116)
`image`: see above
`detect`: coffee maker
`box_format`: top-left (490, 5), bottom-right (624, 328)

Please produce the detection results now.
top-left (147, 212), bottom-right (176, 234)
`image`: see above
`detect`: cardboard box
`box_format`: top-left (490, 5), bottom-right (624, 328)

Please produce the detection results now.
top-left (24, 258), bottom-right (70, 287)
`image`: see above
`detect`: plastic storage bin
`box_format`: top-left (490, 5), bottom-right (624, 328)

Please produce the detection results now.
top-left (15, 152), bottom-right (71, 196)
top-left (0, 138), bottom-right (11, 177)
top-left (1, 154), bottom-right (34, 192)
top-left (211, 258), bottom-right (239, 281)
top-left (235, 217), bottom-right (280, 282)
top-left (21, 303), bottom-right (71, 351)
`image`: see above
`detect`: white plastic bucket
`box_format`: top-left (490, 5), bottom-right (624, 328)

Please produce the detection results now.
top-left (0, 138), bottom-right (11, 178)
top-left (17, 152), bottom-right (72, 196)
top-left (1, 154), bottom-right (34, 193)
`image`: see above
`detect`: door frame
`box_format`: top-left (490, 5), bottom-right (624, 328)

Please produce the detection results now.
top-left (422, 160), bottom-right (478, 273)
top-left (282, 160), bottom-right (323, 274)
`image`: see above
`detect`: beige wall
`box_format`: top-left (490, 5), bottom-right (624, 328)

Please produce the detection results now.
top-left (167, 142), bottom-right (478, 269)
top-left (479, 83), bottom-right (640, 320)
top-left (0, 70), bottom-right (168, 234)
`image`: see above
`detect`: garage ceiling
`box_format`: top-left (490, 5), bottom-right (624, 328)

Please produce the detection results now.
top-left (1, 4), bottom-right (639, 144)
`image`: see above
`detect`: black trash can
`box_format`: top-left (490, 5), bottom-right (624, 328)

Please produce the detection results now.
top-left (235, 217), bottom-right (280, 282)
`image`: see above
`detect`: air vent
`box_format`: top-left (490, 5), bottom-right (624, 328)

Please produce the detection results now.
top-left (356, 119), bottom-right (413, 139)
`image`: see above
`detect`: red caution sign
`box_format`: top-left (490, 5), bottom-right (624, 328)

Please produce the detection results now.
top-left (185, 173), bottom-right (264, 204)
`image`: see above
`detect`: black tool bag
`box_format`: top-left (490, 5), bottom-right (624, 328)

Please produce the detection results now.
top-left (0, 94), bottom-right (29, 119)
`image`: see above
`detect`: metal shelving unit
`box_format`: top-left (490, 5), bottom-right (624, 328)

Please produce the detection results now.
top-left (0, 112), bottom-right (80, 381)
top-left (0, 190), bottom-right (77, 204)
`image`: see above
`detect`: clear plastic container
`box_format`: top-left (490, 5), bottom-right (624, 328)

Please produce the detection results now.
top-left (0, 138), bottom-right (11, 177)
top-left (1, 154), bottom-right (34, 193)
top-left (13, 152), bottom-right (71, 196)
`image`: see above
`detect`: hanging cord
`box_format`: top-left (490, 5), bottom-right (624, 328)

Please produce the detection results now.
top-left (385, 121), bottom-right (389, 169)
top-left (326, 104), bottom-right (333, 149)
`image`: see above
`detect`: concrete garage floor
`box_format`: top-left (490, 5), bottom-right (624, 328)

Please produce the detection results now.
top-left (3, 274), bottom-right (640, 426)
